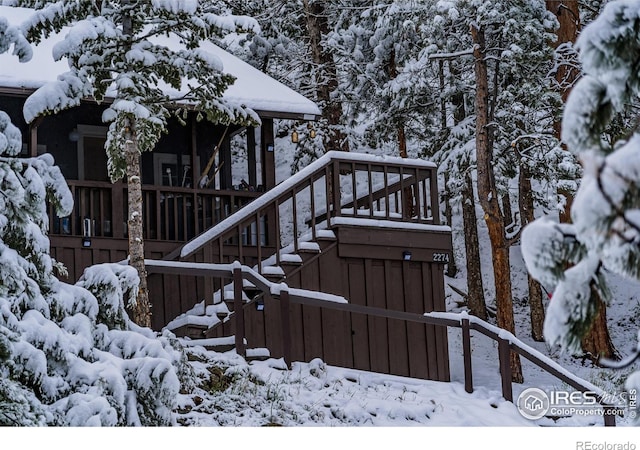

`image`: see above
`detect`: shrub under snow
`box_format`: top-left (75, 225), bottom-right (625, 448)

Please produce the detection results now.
top-left (0, 109), bottom-right (191, 426)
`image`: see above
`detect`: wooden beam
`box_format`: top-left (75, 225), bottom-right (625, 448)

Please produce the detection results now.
top-left (247, 126), bottom-right (257, 189)
top-left (260, 118), bottom-right (275, 190)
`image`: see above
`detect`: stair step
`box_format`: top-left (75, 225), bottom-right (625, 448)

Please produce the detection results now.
top-left (279, 260), bottom-right (302, 268)
top-left (170, 324), bottom-right (207, 340)
top-left (245, 348), bottom-right (271, 362)
top-left (297, 241), bottom-right (321, 253)
top-left (258, 265), bottom-right (285, 282)
top-left (315, 230), bottom-right (337, 241)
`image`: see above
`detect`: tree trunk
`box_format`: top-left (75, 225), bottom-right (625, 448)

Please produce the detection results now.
top-left (546, 1), bottom-right (617, 360)
top-left (121, 1), bottom-right (151, 328)
top-left (581, 289), bottom-right (617, 363)
top-left (462, 169), bottom-right (487, 320)
top-left (519, 164), bottom-right (545, 341)
top-left (302, 0), bottom-right (348, 152)
top-left (125, 120), bottom-right (151, 328)
top-left (501, 193), bottom-right (513, 229)
top-left (471, 24), bottom-right (522, 383)
top-left (546, 0), bottom-right (580, 223)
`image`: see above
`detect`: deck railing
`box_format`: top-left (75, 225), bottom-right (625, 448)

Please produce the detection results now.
top-left (177, 151), bottom-right (441, 270)
top-left (48, 180), bottom-right (261, 242)
top-left (145, 259), bottom-right (622, 427)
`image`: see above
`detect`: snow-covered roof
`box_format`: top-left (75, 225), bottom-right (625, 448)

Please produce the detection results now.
top-left (0, 6), bottom-right (321, 120)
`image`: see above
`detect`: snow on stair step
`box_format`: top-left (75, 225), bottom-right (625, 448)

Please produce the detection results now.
top-left (280, 253), bottom-right (303, 264)
top-left (261, 265), bottom-right (285, 276)
top-left (297, 241), bottom-right (321, 253)
top-left (315, 229), bottom-right (336, 240)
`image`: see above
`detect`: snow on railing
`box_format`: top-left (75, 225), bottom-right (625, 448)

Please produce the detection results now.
top-left (148, 258), bottom-right (619, 426)
top-left (425, 310), bottom-right (621, 426)
top-left (179, 150), bottom-right (440, 260)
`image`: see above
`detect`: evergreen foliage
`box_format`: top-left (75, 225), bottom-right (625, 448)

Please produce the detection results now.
top-left (16, 0), bottom-right (260, 182)
top-left (522, 0), bottom-right (640, 413)
top-left (0, 19), bottom-right (192, 426)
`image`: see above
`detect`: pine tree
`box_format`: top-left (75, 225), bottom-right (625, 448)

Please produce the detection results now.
top-left (14, 0), bottom-right (259, 326)
top-left (0, 18), bottom-right (192, 425)
top-left (422, 0), bottom-right (571, 380)
top-left (522, 0), bottom-right (640, 414)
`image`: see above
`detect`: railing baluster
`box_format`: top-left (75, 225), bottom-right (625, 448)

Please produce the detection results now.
top-left (310, 179), bottom-right (316, 241)
top-left (172, 192), bottom-right (179, 240)
top-left (399, 166), bottom-right (406, 220)
top-left (325, 166), bottom-right (332, 227)
top-left (98, 188), bottom-right (105, 237)
top-left (292, 189), bottom-right (298, 253)
top-left (384, 165), bottom-right (390, 220)
top-left (351, 162), bottom-right (357, 216)
top-left (413, 168), bottom-right (420, 221)
top-left (431, 168), bottom-right (439, 224)
top-left (237, 224), bottom-right (243, 263)
top-left (332, 161), bottom-right (341, 218)
top-left (422, 177), bottom-right (429, 222)
top-left (275, 200), bottom-right (281, 267)
top-left (182, 194), bottom-right (188, 241)
top-left (256, 211), bottom-right (262, 274)
top-left (193, 191), bottom-right (199, 238)
top-left (367, 164), bottom-right (373, 219)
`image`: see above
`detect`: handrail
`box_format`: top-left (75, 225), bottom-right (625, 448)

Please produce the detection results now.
top-left (145, 258), bottom-right (620, 427)
top-left (178, 151), bottom-right (440, 266)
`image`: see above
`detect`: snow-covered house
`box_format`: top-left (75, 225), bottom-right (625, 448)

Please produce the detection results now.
top-left (0, 6), bottom-right (453, 382)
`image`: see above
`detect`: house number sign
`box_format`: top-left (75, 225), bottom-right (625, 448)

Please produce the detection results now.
top-left (432, 253), bottom-right (450, 263)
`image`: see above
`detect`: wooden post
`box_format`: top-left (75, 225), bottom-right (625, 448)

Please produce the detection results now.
top-left (191, 116), bottom-right (200, 236)
top-left (260, 119), bottom-right (277, 247)
top-left (332, 160), bottom-right (341, 217)
top-left (233, 265), bottom-right (246, 357)
top-left (603, 407), bottom-right (616, 427)
top-left (260, 118), bottom-right (275, 190)
top-left (28, 117), bottom-right (43, 157)
top-left (462, 318), bottom-right (473, 394)
top-left (280, 285), bottom-right (292, 370)
top-left (498, 337), bottom-right (513, 401)
top-left (247, 126), bottom-right (257, 189)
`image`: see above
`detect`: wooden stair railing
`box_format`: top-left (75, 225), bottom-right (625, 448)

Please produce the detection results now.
top-left (175, 151), bottom-right (441, 273)
top-left (146, 259), bottom-right (621, 427)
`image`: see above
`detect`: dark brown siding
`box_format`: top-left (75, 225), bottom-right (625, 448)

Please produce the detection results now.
top-left (51, 222), bottom-right (452, 382)
top-left (207, 224), bottom-right (452, 381)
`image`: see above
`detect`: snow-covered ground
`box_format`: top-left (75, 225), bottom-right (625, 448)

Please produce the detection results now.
top-left (4, 131), bottom-right (638, 449)
top-left (154, 134), bottom-right (636, 432)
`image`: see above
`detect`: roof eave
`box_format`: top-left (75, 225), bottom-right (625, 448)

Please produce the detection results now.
top-left (0, 87), bottom-right (320, 122)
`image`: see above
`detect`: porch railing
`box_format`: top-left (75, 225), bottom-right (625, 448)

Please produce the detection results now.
top-left (48, 180), bottom-right (261, 242)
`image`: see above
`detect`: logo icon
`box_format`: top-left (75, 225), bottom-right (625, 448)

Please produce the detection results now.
top-left (517, 387), bottom-right (550, 420)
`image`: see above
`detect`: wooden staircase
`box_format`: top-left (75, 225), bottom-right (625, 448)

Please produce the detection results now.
top-left (154, 150), bottom-right (452, 372)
